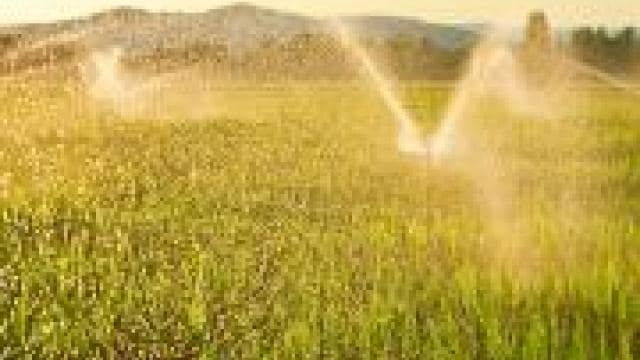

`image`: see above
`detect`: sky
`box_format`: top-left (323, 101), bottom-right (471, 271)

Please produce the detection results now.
top-left (0, 0), bottom-right (637, 27)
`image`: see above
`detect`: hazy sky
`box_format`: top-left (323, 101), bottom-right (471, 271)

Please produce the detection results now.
top-left (0, 0), bottom-right (637, 27)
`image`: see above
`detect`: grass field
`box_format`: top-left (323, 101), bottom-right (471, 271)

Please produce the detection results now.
top-left (0, 77), bottom-right (639, 358)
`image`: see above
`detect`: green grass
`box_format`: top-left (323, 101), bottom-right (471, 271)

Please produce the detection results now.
top-left (0, 79), bottom-right (639, 358)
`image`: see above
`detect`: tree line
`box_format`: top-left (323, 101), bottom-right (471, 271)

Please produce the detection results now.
top-left (570, 27), bottom-right (640, 74)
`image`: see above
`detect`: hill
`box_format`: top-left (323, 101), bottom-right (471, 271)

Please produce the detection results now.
top-left (0, 3), bottom-right (482, 79)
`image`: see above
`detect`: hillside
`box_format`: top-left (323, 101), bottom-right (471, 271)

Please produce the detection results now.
top-left (0, 3), bottom-right (481, 79)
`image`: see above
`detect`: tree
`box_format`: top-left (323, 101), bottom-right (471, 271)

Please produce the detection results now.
top-left (571, 26), bottom-right (639, 74)
top-left (524, 10), bottom-right (552, 52)
top-left (521, 10), bottom-right (553, 82)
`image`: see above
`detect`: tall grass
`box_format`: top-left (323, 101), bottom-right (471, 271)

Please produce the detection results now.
top-left (0, 79), bottom-right (638, 358)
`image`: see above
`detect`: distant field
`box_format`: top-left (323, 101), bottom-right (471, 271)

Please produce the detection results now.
top-left (0, 78), bottom-right (639, 358)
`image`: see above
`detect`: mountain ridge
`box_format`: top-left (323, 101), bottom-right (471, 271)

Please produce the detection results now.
top-left (0, 3), bottom-right (482, 51)
top-left (0, 3), bottom-right (483, 79)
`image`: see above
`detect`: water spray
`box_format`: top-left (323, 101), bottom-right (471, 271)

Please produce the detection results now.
top-left (429, 38), bottom-right (541, 162)
top-left (330, 19), bottom-right (431, 158)
top-left (563, 56), bottom-right (640, 96)
top-left (329, 21), bottom-right (546, 163)
top-left (82, 46), bottom-right (160, 117)
top-left (83, 47), bottom-right (131, 106)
